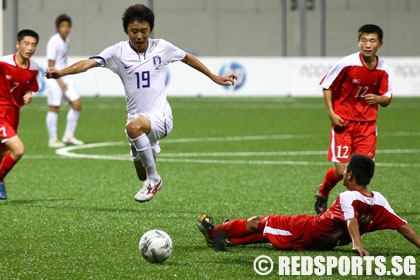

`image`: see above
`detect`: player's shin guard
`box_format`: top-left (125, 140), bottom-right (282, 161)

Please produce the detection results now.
top-left (130, 134), bottom-right (159, 180)
top-left (46, 111), bottom-right (59, 142)
top-left (0, 153), bottom-right (18, 181)
top-left (319, 167), bottom-right (341, 197)
top-left (211, 218), bottom-right (249, 239)
top-left (64, 109), bottom-right (80, 139)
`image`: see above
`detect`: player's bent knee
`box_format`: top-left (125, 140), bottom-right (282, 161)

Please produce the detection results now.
top-left (126, 122), bottom-right (145, 138)
top-left (126, 117), bottom-right (151, 138)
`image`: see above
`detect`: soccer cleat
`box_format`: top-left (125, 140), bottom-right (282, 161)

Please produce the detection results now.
top-left (212, 228), bottom-right (229, 251)
top-left (315, 195), bottom-right (328, 214)
top-left (134, 178), bottom-right (163, 202)
top-left (197, 213), bottom-right (215, 247)
top-left (315, 184), bottom-right (329, 214)
top-left (0, 182), bottom-right (7, 200)
top-left (62, 137), bottom-right (84, 146)
top-left (197, 213), bottom-right (231, 250)
top-left (48, 139), bottom-right (65, 148)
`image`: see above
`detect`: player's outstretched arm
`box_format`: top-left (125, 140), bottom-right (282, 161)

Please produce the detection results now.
top-left (181, 53), bottom-right (237, 86)
top-left (346, 218), bottom-right (370, 256)
top-left (398, 223), bottom-right (420, 249)
top-left (46, 59), bottom-right (100, 79)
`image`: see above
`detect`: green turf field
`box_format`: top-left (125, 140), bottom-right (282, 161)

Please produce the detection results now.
top-left (1, 96), bottom-right (419, 279)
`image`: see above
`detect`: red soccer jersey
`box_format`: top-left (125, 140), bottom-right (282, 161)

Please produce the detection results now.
top-left (320, 52), bottom-right (392, 122)
top-left (264, 190), bottom-right (406, 250)
top-left (314, 190), bottom-right (406, 248)
top-left (0, 54), bottom-right (39, 108)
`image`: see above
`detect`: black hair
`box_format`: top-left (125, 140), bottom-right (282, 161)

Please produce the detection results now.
top-left (346, 154), bottom-right (375, 186)
top-left (17, 29), bottom-right (39, 44)
top-left (122, 4), bottom-right (154, 32)
top-left (55, 13), bottom-right (72, 29)
top-left (358, 24), bottom-right (383, 41)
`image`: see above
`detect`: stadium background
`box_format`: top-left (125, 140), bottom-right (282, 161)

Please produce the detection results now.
top-left (1, 0), bottom-right (419, 97)
top-left (2, 0), bottom-right (420, 57)
top-left (1, 2), bottom-right (419, 278)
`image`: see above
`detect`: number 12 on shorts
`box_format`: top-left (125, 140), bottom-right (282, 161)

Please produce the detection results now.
top-left (336, 145), bottom-right (350, 159)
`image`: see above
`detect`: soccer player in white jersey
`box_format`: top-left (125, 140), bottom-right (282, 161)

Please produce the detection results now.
top-left (314, 24), bottom-right (393, 214)
top-left (198, 155), bottom-right (420, 254)
top-left (46, 4), bottom-right (237, 202)
top-left (46, 14), bottom-right (84, 148)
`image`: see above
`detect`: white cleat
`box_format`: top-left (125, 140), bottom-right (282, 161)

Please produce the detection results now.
top-left (134, 178), bottom-right (163, 202)
top-left (62, 137), bottom-right (84, 146)
top-left (49, 139), bottom-right (65, 148)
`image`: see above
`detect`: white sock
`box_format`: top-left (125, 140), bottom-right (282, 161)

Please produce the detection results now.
top-left (131, 134), bottom-right (159, 180)
top-left (64, 109), bottom-right (80, 139)
top-left (46, 111), bottom-right (59, 142)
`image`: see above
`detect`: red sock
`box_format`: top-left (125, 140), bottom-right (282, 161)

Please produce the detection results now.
top-left (230, 234), bottom-right (267, 245)
top-left (210, 219), bottom-right (249, 239)
top-left (0, 153), bottom-right (18, 181)
top-left (318, 167), bottom-right (341, 197)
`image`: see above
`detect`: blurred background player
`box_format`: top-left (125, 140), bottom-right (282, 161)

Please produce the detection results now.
top-left (0, 30), bottom-right (40, 199)
top-left (46, 14), bottom-right (84, 148)
top-left (46, 4), bottom-right (237, 202)
top-left (314, 24), bottom-right (392, 213)
top-left (198, 155), bottom-right (420, 255)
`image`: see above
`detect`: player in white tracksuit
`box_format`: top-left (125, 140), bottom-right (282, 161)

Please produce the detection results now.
top-left (45, 4), bottom-right (237, 202)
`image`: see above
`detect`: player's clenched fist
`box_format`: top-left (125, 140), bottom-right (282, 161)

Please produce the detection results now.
top-left (45, 68), bottom-right (61, 79)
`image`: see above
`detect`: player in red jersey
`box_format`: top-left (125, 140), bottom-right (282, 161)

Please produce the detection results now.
top-left (0, 30), bottom-right (40, 200)
top-left (198, 155), bottom-right (420, 255)
top-left (315, 24), bottom-right (393, 214)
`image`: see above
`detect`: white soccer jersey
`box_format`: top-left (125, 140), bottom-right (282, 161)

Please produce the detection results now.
top-left (91, 38), bottom-right (186, 115)
top-left (46, 33), bottom-right (70, 70)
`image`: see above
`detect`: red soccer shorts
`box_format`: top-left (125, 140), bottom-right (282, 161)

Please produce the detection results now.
top-left (327, 120), bottom-right (377, 163)
top-left (0, 105), bottom-right (20, 150)
top-left (263, 214), bottom-right (314, 250)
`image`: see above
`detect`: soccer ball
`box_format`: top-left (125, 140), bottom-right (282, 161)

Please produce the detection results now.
top-left (139, 229), bottom-right (173, 263)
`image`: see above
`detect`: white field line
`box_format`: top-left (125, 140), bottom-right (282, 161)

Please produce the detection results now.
top-left (163, 134), bottom-right (313, 143)
top-left (21, 137), bottom-right (416, 168)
